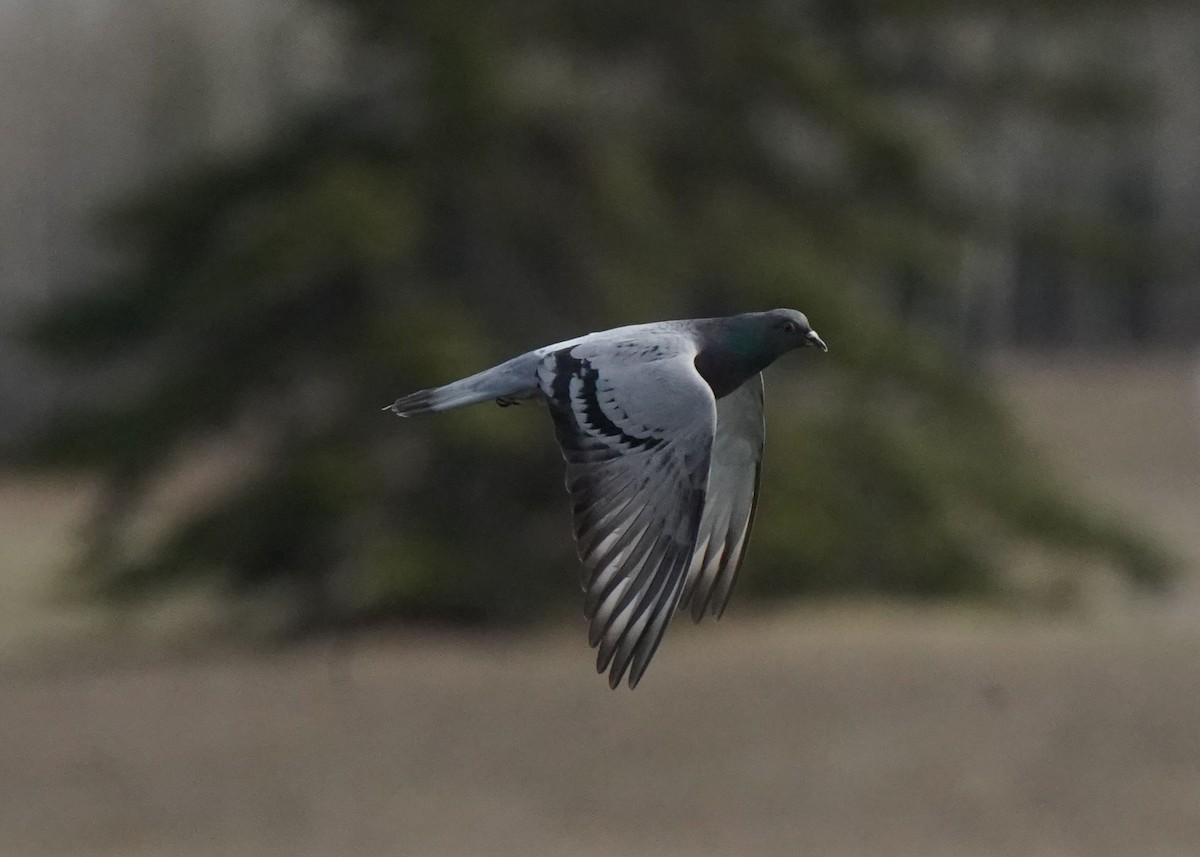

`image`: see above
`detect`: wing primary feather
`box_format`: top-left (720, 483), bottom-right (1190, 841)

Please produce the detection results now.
top-left (580, 486), bottom-right (663, 581)
top-left (628, 572), bottom-right (688, 688)
top-left (573, 481), bottom-right (643, 555)
top-left (689, 503), bottom-right (738, 621)
top-left (592, 578), bottom-right (634, 651)
top-left (590, 530), bottom-right (670, 648)
top-left (573, 466), bottom-right (659, 559)
top-left (603, 483), bottom-right (706, 687)
top-left (684, 502), bottom-right (734, 620)
top-left (610, 542), bottom-right (688, 688)
top-left (678, 375), bottom-right (765, 623)
top-left (711, 469), bottom-right (761, 619)
top-left (584, 520), bottom-right (658, 617)
top-left (604, 530), bottom-right (683, 639)
top-left (678, 532), bottom-right (714, 608)
top-left (567, 463), bottom-right (642, 504)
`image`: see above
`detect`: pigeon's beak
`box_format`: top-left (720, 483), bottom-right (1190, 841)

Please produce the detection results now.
top-left (805, 330), bottom-right (828, 352)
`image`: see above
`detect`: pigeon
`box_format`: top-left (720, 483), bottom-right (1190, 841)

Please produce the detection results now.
top-left (384, 308), bottom-right (827, 688)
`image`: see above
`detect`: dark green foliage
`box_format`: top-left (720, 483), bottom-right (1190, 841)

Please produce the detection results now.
top-left (10, 0), bottom-right (1170, 629)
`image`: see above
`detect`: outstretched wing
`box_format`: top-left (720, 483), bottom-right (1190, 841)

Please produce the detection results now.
top-left (538, 335), bottom-right (717, 689)
top-left (679, 374), bottom-right (765, 621)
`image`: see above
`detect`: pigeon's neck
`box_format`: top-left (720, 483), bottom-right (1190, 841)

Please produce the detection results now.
top-left (693, 324), bottom-right (778, 399)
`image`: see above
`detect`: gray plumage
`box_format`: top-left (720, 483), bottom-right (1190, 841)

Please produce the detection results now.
top-left (384, 308), bottom-right (827, 688)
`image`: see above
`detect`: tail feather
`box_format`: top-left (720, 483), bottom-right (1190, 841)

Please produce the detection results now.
top-left (383, 351), bottom-right (542, 418)
top-left (382, 388), bottom-right (440, 417)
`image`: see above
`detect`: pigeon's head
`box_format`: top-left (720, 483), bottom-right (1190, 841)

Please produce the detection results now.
top-left (762, 308), bottom-right (827, 354)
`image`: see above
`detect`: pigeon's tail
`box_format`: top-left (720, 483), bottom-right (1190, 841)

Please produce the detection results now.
top-left (383, 351), bottom-right (542, 417)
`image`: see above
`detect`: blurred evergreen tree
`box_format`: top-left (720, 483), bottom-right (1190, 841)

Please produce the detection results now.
top-left (10, 0), bottom-right (1169, 630)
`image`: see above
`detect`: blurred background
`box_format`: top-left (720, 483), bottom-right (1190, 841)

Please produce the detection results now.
top-left (1, 1), bottom-right (1199, 855)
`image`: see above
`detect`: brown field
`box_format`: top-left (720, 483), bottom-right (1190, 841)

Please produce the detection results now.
top-left (3, 611), bottom-right (1200, 857)
top-left (2, 354), bottom-right (1198, 856)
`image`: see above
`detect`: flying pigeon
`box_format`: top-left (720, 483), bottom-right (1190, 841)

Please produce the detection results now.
top-left (384, 308), bottom-right (827, 688)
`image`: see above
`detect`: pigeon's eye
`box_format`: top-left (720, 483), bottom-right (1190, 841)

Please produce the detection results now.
top-left (781, 320), bottom-right (799, 334)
